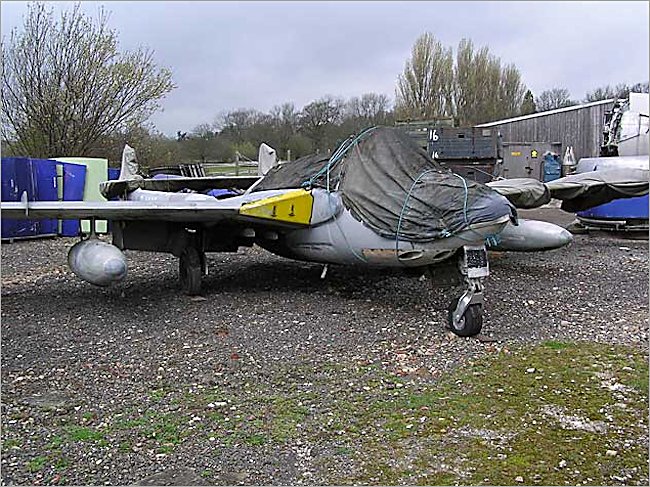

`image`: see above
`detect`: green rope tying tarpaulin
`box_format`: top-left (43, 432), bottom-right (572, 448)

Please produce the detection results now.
top-left (256, 126), bottom-right (517, 242)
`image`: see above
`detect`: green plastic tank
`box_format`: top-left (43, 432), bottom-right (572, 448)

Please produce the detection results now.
top-left (54, 157), bottom-right (109, 233)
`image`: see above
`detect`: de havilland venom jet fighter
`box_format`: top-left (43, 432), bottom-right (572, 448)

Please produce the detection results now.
top-left (2, 127), bottom-right (648, 337)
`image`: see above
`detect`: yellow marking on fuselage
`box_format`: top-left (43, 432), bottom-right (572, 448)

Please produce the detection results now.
top-left (239, 189), bottom-right (313, 225)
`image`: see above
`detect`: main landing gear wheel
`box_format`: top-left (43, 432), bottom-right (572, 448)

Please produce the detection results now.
top-left (179, 247), bottom-right (203, 295)
top-left (447, 298), bottom-right (483, 337)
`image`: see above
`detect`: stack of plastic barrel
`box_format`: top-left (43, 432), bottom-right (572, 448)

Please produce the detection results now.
top-left (1, 157), bottom-right (120, 240)
top-left (1, 157), bottom-right (59, 240)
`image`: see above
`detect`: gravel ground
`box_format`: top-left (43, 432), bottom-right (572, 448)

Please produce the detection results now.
top-left (1, 209), bottom-right (648, 485)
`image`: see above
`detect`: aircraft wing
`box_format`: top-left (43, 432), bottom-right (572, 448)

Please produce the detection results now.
top-left (487, 168), bottom-right (649, 211)
top-left (99, 176), bottom-right (260, 199)
top-left (1, 199), bottom-right (241, 222)
top-left (1, 188), bottom-right (338, 228)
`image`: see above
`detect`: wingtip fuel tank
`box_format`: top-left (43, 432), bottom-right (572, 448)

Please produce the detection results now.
top-left (491, 219), bottom-right (573, 252)
top-left (68, 239), bottom-right (127, 286)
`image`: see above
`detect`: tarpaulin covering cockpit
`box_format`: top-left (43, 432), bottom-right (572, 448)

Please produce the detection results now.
top-left (256, 126), bottom-right (516, 241)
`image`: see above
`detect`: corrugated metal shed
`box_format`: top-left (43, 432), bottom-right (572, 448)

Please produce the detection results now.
top-left (476, 99), bottom-right (616, 162)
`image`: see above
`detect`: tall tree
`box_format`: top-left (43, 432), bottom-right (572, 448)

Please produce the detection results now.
top-left (216, 109), bottom-right (262, 142)
top-left (1, 2), bottom-right (175, 158)
top-left (345, 92), bottom-right (392, 132)
top-left (184, 123), bottom-right (217, 163)
top-left (395, 33), bottom-right (454, 120)
top-left (520, 89), bottom-right (536, 115)
top-left (348, 93), bottom-right (390, 122)
top-left (454, 39), bottom-right (526, 125)
top-left (536, 88), bottom-right (576, 111)
top-left (299, 96), bottom-right (344, 151)
top-left (498, 64), bottom-right (527, 119)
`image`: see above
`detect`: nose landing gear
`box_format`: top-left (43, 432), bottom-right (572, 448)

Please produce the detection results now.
top-left (447, 245), bottom-right (489, 337)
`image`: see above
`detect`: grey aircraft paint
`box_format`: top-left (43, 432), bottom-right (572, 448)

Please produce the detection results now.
top-left (68, 239), bottom-right (128, 286)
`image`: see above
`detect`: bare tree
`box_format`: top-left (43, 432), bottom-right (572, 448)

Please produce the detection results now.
top-left (630, 82), bottom-right (650, 94)
top-left (216, 109), bottom-right (261, 139)
top-left (299, 96), bottom-right (344, 150)
top-left (536, 88), bottom-right (577, 111)
top-left (395, 33), bottom-right (454, 120)
top-left (1, 3), bottom-right (175, 158)
top-left (349, 93), bottom-right (390, 121)
top-left (584, 85), bottom-right (618, 102)
top-left (584, 82), bottom-right (649, 102)
top-left (270, 102), bottom-right (299, 132)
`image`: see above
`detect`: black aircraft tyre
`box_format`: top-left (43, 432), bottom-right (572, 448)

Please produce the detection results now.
top-left (179, 248), bottom-right (202, 295)
top-left (447, 298), bottom-right (483, 337)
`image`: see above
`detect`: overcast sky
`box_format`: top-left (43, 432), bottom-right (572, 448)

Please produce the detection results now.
top-left (2, 1), bottom-right (648, 136)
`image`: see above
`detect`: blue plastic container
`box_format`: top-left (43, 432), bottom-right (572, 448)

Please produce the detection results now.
top-left (11, 158), bottom-right (39, 238)
top-left (577, 195), bottom-right (649, 220)
top-left (108, 167), bottom-right (120, 181)
top-left (59, 162), bottom-right (87, 237)
top-left (32, 158), bottom-right (59, 235)
top-left (542, 153), bottom-right (561, 182)
top-left (576, 155), bottom-right (649, 225)
top-left (1, 158), bottom-right (20, 238)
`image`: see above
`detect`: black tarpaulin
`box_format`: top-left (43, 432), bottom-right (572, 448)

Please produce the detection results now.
top-left (255, 126), bottom-right (516, 241)
top-left (547, 169), bottom-right (649, 212)
top-left (487, 169), bottom-right (649, 212)
top-left (254, 153), bottom-right (331, 192)
top-left (486, 178), bottom-right (551, 209)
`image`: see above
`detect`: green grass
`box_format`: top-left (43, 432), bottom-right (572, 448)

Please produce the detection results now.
top-left (65, 426), bottom-right (105, 443)
top-left (2, 438), bottom-right (21, 449)
top-left (338, 341), bottom-right (649, 485)
top-left (27, 456), bottom-right (47, 472)
top-left (108, 411), bottom-right (188, 453)
top-left (53, 455), bottom-right (70, 471)
top-left (542, 340), bottom-right (572, 350)
top-left (244, 434), bottom-right (267, 446)
top-left (22, 341), bottom-right (645, 485)
top-left (149, 388), bottom-right (169, 401)
top-left (203, 164), bottom-right (257, 176)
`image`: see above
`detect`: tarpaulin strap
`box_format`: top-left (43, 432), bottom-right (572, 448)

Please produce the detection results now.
top-left (395, 169), bottom-right (441, 253)
top-left (302, 126), bottom-right (377, 190)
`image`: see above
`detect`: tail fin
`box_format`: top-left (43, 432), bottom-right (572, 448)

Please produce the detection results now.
top-left (258, 143), bottom-right (278, 176)
top-left (119, 144), bottom-right (139, 180)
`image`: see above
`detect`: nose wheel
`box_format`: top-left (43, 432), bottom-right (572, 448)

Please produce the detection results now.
top-left (447, 245), bottom-right (488, 337)
top-left (447, 283), bottom-right (484, 337)
top-left (179, 247), bottom-right (205, 295)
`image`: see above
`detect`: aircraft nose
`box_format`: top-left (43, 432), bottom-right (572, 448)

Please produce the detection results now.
top-left (104, 258), bottom-right (127, 280)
